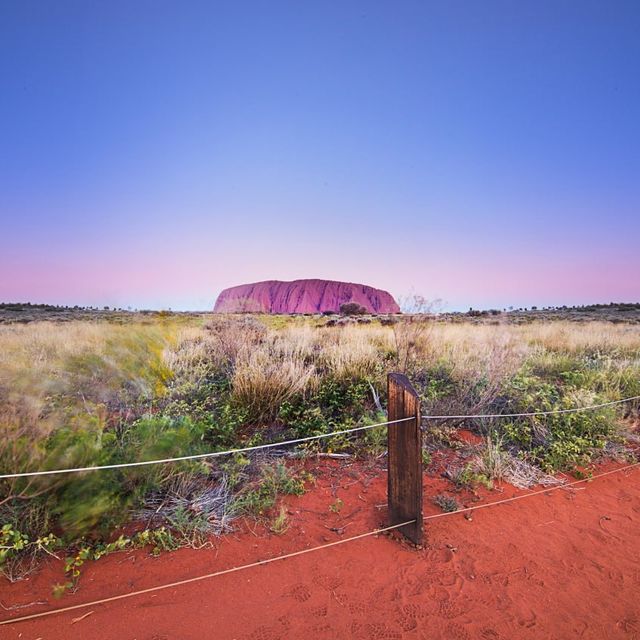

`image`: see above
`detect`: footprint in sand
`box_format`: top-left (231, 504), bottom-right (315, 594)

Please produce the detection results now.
top-left (310, 604), bottom-right (328, 618)
top-left (277, 614), bottom-right (291, 630)
top-left (438, 622), bottom-right (471, 640)
top-left (473, 588), bottom-right (514, 615)
top-left (312, 572), bottom-right (343, 591)
top-left (398, 564), bottom-right (442, 596)
top-left (425, 547), bottom-right (455, 563)
top-left (437, 568), bottom-right (465, 589)
top-left (304, 622), bottom-right (337, 638)
top-left (516, 608), bottom-right (537, 629)
top-left (285, 583), bottom-right (312, 602)
top-left (369, 585), bottom-right (388, 601)
top-left (438, 597), bottom-right (473, 620)
top-left (394, 602), bottom-right (430, 631)
top-left (242, 625), bottom-right (283, 640)
top-left (348, 599), bottom-right (368, 615)
top-left (351, 621), bottom-right (403, 640)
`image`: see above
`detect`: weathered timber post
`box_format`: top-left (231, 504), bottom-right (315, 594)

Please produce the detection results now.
top-left (387, 372), bottom-right (423, 544)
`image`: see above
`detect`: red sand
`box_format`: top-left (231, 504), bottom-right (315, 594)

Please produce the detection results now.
top-left (2, 459), bottom-right (640, 640)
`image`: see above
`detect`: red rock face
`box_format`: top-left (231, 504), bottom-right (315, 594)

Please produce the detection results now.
top-left (214, 279), bottom-right (400, 314)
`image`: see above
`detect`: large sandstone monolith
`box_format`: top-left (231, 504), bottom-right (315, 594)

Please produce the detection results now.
top-left (214, 279), bottom-right (400, 314)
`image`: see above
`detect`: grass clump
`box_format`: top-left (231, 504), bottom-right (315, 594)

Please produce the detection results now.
top-left (234, 461), bottom-right (306, 517)
top-left (432, 494), bottom-right (460, 513)
top-left (1, 313), bottom-right (639, 580)
top-left (270, 506), bottom-right (290, 535)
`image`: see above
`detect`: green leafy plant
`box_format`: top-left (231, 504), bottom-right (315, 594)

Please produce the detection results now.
top-left (2, 312), bottom-right (639, 583)
top-left (270, 506), bottom-right (290, 535)
top-left (234, 462), bottom-right (305, 516)
top-left (432, 494), bottom-right (460, 513)
top-left (53, 527), bottom-right (178, 596)
top-left (0, 524), bottom-right (61, 580)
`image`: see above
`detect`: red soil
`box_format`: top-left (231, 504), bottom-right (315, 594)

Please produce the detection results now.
top-left (2, 459), bottom-right (640, 640)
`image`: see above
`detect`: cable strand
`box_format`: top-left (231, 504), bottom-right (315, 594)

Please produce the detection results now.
top-left (422, 394), bottom-right (640, 420)
top-left (423, 460), bottom-right (640, 520)
top-left (0, 416), bottom-right (415, 480)
top-left (2, 461), bottom-right (639, 626)
top-left (0, 519), bottom-right (417, 626)
top-left (3, 395), bottom-right (638, 479)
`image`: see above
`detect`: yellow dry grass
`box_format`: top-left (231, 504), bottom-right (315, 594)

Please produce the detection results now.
top-left (2, 318), bottom-right (638, 394)
top-left (1, 317), bottom-right (638, 423)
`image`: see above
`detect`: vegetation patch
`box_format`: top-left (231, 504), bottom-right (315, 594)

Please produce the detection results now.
top-left (1, 313), bottom-right (638, 586)
top-left (432, 494), bottom-right (460, 513)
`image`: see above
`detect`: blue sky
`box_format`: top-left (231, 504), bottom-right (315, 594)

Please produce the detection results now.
top-left (1, 1), bottom-right (639, 310)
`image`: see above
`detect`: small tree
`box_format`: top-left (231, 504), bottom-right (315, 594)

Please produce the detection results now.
top-left (339, 302), bottom-right (367, 316)
top-left (392, 295), bottom-right (440, 373)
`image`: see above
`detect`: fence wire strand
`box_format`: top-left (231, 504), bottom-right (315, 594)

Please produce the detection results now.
top-left (2, 396), bottom-right (638, 480)
top-left (0, 416), bottom-right (415, 480)
top-left (421, 394), bottom-right (640, 420)
top-left (0, 519), bottom-right (417, 626)
top-left (3, 460), bottom-right (640, 627)
top-left (423, 460), bottom-right (640, 520)
top-left (1, 389), bottom-right (638, 625)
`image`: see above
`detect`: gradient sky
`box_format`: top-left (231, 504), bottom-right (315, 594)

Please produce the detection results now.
top-left (1, 1), bottom-right (639, 311)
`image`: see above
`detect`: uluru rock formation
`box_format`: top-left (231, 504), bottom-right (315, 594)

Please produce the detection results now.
top-left (214, 279), bottom-right (400, 314)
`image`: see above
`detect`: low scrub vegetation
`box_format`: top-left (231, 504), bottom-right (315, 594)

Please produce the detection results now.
top-left (1, 313), bottom-right (638, 584)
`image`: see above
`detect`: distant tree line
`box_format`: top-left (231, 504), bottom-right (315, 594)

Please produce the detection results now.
top-left (0, 302), bottom-right (129, 312)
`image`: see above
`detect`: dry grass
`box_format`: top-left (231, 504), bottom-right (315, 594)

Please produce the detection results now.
top-left (0, 318), bottom-right (637, 455)
top-left (0, 320), bottom-right (176, 388)
top-left (467, 437), bottom-right (563, 489)
top-left (515, 321), bottom-right (640, 353)
top-left (2, 316), bottom-right (639, 371)
top-left (0, 313), bottom-right (638, 567)
top-left (317, 325), bottom-right (387, 381)
top-left (0, 320), bottom-right (177, 495)
top-left (137, 475), bottom-right (236, 542)
top-left (231, 343), bottom-right (315, 422)
top-left (3, 318), bottom-right (638, 427)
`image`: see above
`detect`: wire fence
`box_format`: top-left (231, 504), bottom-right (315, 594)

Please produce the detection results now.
top-left (2, 395), bottom-right (638, 480)
top-left (1, 392), bottom-right (639, 625)
top-left (0, 518), bottom-right (418, 626)
top-left (421, 395), bottom-right (640, 420)
top-left (0, 416), bottom-right (414, 480)
top-left (2, 460), bottom-right (639, 627)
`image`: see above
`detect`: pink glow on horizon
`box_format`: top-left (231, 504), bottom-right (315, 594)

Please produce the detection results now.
top-left (2, 3), bottom-right (639, 311)
top-left (3, 240), bottom-right (637, 311)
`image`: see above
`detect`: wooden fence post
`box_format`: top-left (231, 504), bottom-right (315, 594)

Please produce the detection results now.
top-left (387, 373), bottom-right (423, 545)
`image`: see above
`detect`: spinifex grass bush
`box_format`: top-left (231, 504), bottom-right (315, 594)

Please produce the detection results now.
top-left (493, 363), bottom-right (631, 471)
top-left (231, 342), bottom-right (315, 423)
top-left (0, 322), bottom-right (205, 568)
top-left (1, 315), bottom-right (639, 579)
top-left (1, 415), bottom-right (211, 534)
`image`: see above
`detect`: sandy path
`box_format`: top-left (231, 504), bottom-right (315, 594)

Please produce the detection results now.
top-left (1, 460), bottom-right (639, 639)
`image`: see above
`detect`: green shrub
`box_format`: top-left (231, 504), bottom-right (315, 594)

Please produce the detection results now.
top-left (234, 462), bottom-right (305, 516)
top-left (279, 402), bottom-right (327, 436)
top-left (2, 314), bottom-right (639, 580)
top-left (414, 361), bottom-right (457, 403)
top-left (4, 415), bottom-right (212, 540)
top-left (497, 366), bottom-right (620, 471)
top-left (433, 494), bottom-right (460, 512)
top-left (340, 303), bottom-right (367, 316)
top-left (279, 376), bottom-right (372, 438)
